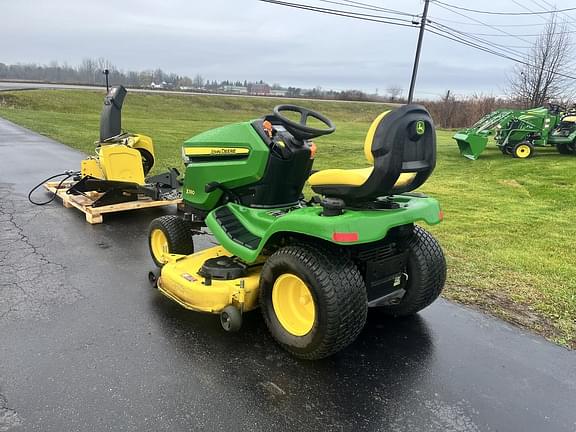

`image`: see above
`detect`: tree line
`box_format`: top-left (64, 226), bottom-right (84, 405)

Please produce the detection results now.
top-left (0, 58), bottom-right (380, 102)
top-left (1, 11), bottom-right (573, 130)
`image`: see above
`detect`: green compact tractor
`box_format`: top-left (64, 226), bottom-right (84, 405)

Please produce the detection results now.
top-left (147, 104), bottom-right (446, 359)
top-left (454, 105), bottom-right (576, 159)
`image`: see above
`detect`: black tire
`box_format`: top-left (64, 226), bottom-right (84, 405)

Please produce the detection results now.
top-left (556, 143), bottom-right (575, 155)
top-left (137, 148), bottom-right (154, 176)
top-left (259, 242), bottom-right (367, 360)
top-left (148, 215), bottom-right (194, 267)
top-left (512, 142), bottom-right (534, 158)
top-left (220, 306), bottom-right (242, 332)
top-left (148, 270), bottom-right (160, 288)
top-left (376, 226), bottom-right (446, 316)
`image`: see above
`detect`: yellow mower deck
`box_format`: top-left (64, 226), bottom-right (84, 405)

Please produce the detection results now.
top-left (158, 246), bottom-right (261, 314)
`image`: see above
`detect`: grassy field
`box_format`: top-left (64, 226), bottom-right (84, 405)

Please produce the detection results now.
top-left (1, 89), bottom-right (574, 348)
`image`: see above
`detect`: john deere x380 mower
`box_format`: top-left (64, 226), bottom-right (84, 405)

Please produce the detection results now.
top-left (148, 104), bottom-right (446, 359)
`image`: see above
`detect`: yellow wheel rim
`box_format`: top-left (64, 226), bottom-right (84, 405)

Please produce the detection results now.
top-left (272, 274), bottom-right (316, 336)
top-left (516, 144), bottom-right (531, 158)
top-left (150, 229), bottom-right (169, 263)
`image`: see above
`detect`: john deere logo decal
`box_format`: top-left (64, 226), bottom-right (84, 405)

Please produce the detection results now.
top-left (416, 120), bottom-right (425, 135)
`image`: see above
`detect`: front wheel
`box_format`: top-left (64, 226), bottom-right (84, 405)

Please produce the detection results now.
top-left (376, 226), bottom-right (446, 316)
top-left (148, 215), bottom-right (194, 267)
top-left (259, 243), bottom-right (367, 360)
top-left (512, 142), bottom-right (534, 159)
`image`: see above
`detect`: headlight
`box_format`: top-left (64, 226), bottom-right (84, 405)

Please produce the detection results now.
top-left (181, 147), bottom-right (190, 164)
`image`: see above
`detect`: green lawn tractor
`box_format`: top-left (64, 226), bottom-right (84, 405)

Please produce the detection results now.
top-left (453, 108), bottom-right (513, 159)
top-left (147, 104), bottom-right (446, 359)
top-left (454, 105), bottom-right (576, 159)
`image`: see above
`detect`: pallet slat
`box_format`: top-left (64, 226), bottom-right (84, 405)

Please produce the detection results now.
top-left (43, 181), bottom-right (182, 224)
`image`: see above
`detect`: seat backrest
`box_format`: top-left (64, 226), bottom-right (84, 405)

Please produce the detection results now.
top-left (360, 104), bottom-right (436, 199)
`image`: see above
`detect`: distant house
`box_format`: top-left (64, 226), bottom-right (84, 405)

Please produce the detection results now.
top-left (250, 83), bottom-right (271, 96)
top-left (270, 89), bottom-right (287, 97)
top-left (150, 81), bottom-right (174, 90)
top-left (222, 85), bottom-right (248, 94)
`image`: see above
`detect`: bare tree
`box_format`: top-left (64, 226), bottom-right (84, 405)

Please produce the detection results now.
top-left (386, 85), bottom-right (403, 102)
top-left (508, 14), bottom-right (574, 108)
top-left (192, 74), bottom-right (205, 88)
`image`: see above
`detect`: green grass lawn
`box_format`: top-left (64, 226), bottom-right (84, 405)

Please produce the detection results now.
top-left (1, 89), bottom-right (574, 348)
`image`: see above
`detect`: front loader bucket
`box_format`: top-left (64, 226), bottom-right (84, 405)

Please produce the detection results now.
top-left (453, 131), bottom-right (488, 160)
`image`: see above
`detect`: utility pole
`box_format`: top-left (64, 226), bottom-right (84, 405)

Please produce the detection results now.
top-left (408, 0), bottom-right (430, 103)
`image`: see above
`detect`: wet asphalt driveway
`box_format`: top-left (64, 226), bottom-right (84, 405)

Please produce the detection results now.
top-left (0, 117), bottom-right (575, 432)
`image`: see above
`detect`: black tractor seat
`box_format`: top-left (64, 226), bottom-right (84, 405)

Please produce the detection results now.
top-left (309, 104), bottom-right (436, 202)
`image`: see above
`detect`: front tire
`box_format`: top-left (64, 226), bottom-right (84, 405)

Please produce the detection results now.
top-left (148, 215), bottom-right (194, 267)
top-left (512, 142), bottom-right (534, 158)
top-left (259, 243), bottom-right (367, 360)
top-left (376, 226), bottom-right (446, 316)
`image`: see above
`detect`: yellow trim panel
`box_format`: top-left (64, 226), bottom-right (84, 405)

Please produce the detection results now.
top-left (364, 111), bottom-right (390, 163)
top-left (183, 147), bottom-right (250, 156)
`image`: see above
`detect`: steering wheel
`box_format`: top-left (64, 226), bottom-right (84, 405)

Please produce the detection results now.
top-left (273, 105), bottom-right (336, 140)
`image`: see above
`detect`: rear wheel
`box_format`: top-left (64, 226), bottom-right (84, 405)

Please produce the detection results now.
top-left (259, 243), bottom-right (367, 360)
top-left (376, 226), bottom-right (446, 316)
top-left (148, 215), bottom-right (194, 267)
top-left (556, 143), bottom-right (576, 155)
top-left (512, 142), bottom-right (534, 159)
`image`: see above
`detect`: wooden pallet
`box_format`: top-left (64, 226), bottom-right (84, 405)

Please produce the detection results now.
top-left (43, 181), bottom-right (182, 224)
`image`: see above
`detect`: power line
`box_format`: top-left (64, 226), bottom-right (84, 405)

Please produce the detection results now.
top-left (428, 16), bottom-right (552, 27)
top-left (535, 0), bottom-right (576, 25)
top-left (523, 0), bottom-right (576, 66)
top-left (313, 0), bottom-right (412, 16)
top-left (511, 0), bottom-right (548, 22)
top-left (256, 0), bottom-right (416, 26)
top-left (430, 19), bottom-right (576, 76)
top-left (425, 26), bottom-right (576, 80)
top-left (428, 21), bottom-right (529, 54)
top-left (257, 0), bottom-right (576, 82)
top-left (336, 0), bottom-right (414, 16)
top-left (434, 0), bottom-right (576, 16)
top-left (431, 28), bottom-right (576, 37)
top-left (433, 2), bottom-right (533, 44)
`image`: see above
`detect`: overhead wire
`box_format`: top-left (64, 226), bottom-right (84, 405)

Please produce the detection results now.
top-left (427, 16), bottom-right (552, 28)
top-left (433, 1), bottom-right (534, 44)
top-left (434, 1), bottom-right (576, 16)
top-left (425, 26), bottom-right (576, 80)
top-left (534, 0), bottom-right (576, 26)
top-left (335, 0), bottom-right (414, 16)
top-left (431, 0), bottom-right (576, 75)
top-left (257, 0), bottom-right (576, 81)
top-left (427, 21), bottom-right (530, 55)
top-left (256, 0), bottom-right (416, 27)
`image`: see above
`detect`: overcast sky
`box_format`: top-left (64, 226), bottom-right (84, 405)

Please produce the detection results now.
top-left (2, 0), bottom-right (575, 98)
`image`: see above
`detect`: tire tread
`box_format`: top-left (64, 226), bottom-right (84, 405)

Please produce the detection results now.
top-left (260, 242), bottom-right (367, 360)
